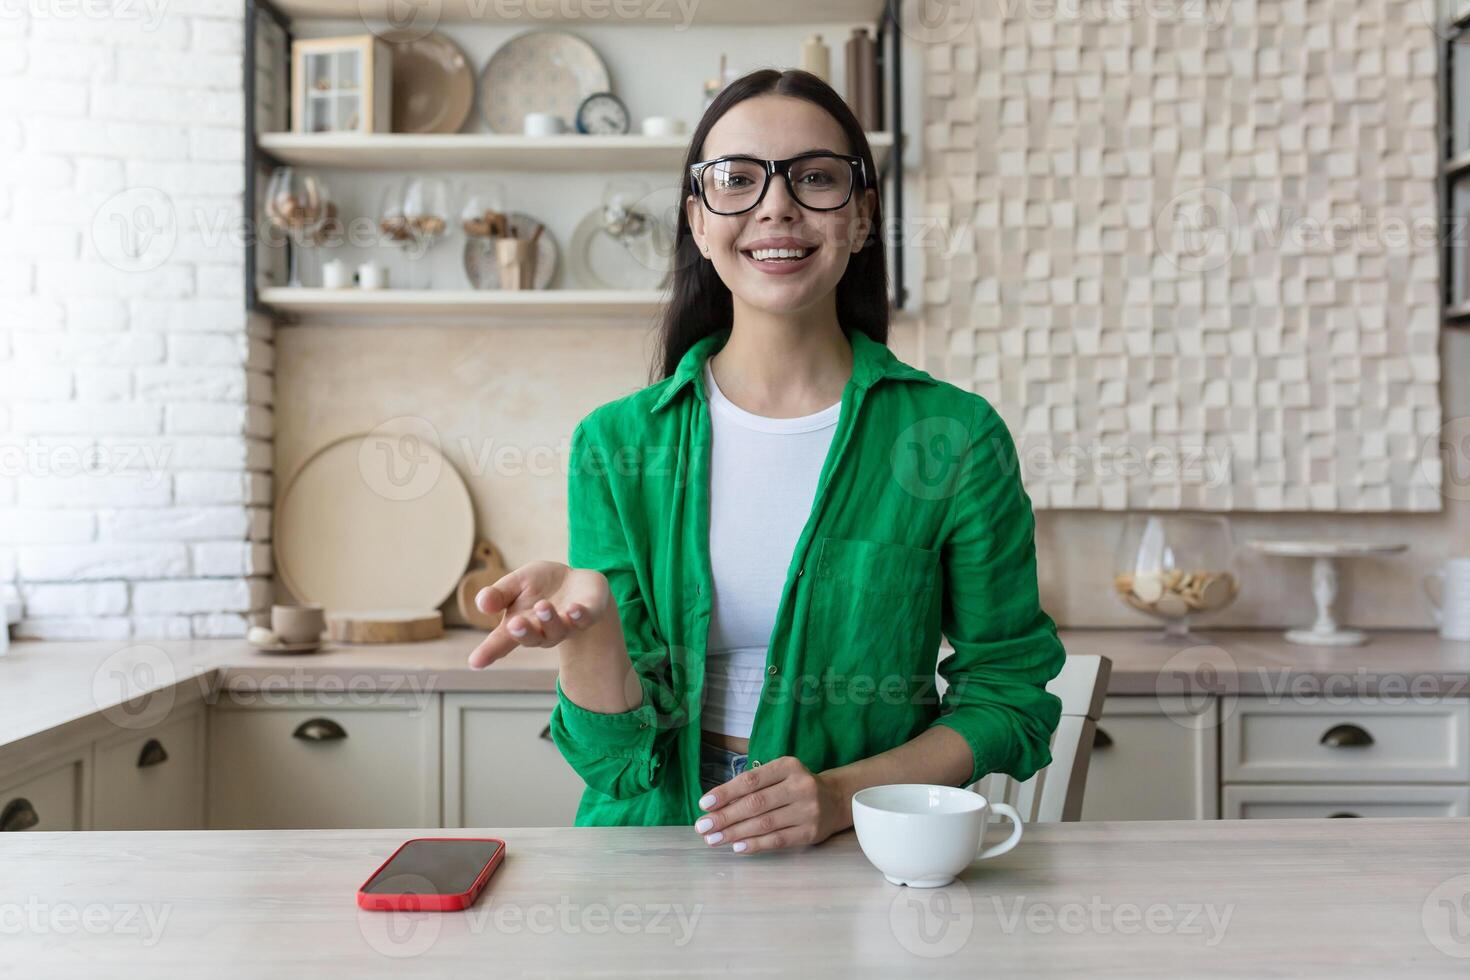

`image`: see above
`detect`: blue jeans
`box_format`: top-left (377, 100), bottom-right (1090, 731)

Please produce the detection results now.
top-left (699, 741), bottom-right (749, 795)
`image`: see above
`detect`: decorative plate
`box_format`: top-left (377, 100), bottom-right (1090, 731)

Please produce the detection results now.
top-left (480, 30), bottom-right (611, 134)
top-left (382, 30), bottom-right (474, 135)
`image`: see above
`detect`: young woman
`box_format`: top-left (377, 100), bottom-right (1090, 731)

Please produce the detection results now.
top-left (467, 70), bottom-right (1065, 855)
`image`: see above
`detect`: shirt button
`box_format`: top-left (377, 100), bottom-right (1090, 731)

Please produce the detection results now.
top-left (767, 664), bottom-right (777, 675)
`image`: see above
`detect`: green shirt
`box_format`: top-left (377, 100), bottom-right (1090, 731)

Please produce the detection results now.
top-left (548, 325), bottom-right (1065, 828)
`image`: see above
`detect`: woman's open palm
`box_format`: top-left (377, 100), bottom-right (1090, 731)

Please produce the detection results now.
top-left (467, 561), bottom-right (612, 668)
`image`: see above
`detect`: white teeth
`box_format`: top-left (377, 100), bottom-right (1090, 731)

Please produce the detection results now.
top-left (748, 247), bottom-right (810, 261)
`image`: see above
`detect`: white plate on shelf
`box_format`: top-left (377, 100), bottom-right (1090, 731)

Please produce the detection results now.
top-left (480, 30), bottom-right (611, 134)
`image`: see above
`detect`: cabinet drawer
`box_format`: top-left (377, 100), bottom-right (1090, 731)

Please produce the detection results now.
top-left (93, 710), bottom-right (205, 831)
top-left (443, 694), bottom-right (584, 828)
top-left (1222, 699), bottom-right (1470, 783)
top-left (1223, 784), bottom-right (1470, 819)
top-left (0, 751), bottom-right (89, 832)
top-left (208, 691), bottom-right (440, 829)
top-left (1080, 696), bottom-right (1218, 821)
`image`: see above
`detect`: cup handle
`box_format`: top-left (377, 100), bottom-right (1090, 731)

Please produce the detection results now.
top-left (977, 802), bottom-right (1024, 861)
top-left (1423, 571), bottom-right (1444, 627)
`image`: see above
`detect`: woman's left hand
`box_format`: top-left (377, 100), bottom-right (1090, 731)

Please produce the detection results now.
top-left (693, 756), bottom-right (850, 854)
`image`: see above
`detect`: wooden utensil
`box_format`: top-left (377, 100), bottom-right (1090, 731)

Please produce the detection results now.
top-left (457, 539), bottom-right (512, 630)
top-left (326, 610), bottom-right (444, 644)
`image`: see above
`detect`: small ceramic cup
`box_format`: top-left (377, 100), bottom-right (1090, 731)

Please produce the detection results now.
top-left (321, 258), bottom-right (350, 289)
top-left (852, 783), bottom-right (1023, 888)
top-left (523, 112), bottom-right (565, 136)
top-left (271, 604), bottom-right (325, 645)
top-left (640, 116), bottom-right (685, 137)
top-left (357, 261), bottom-right (388, 290)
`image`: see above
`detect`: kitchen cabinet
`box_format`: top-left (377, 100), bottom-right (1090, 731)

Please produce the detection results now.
top-left (1222, 698), bottom-right (1470, 784)
top-left (1220, 697), bottom-right (1470, 821)
top-left (0, 749), bottom-right (90, 832)
top-left (92, 708), bottom-right (206, 831)
top-left (1223, 784), bottom-right (1470, 819)
top-left (442, 693), bottom-right (584, 828)
top-left (207, 691), bottom-right (441, 829)
top-left (1079, 695), bottom-right (1219, 821)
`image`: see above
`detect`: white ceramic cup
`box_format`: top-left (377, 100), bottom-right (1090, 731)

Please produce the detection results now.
top-left (1424, 557), bottom-right (1470, 641)
top-left (321, 258), bottom-right (349, 289)
top-left (851, 783), bottom-right (1023, 888)
top-left (356, 261), bottom-right (387, 290)
top-left (523, 112), bottom-right (565, 136)
top-left (640, 116), bottom-right (685, 137)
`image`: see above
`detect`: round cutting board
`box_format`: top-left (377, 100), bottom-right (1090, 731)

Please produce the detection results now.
top-left (275, 432), bottom-right (475, 614)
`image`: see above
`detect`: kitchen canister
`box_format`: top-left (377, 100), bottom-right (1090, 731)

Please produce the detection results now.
top-left (356, 260), bottom-right (388, 290)
top-left (321, 257), bottom-right (350, 288)
top-left (1424, 557), bottom-right (1470, 641)
top-left (845, 27), bottom-right (879, 132)
top-left (801, 34), bottom-right (831, 84)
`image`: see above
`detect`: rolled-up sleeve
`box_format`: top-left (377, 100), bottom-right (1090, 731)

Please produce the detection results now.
top-left (547, 419), bottom-right (679, 800)
top-left (928, 400), bottom-right (1066, 787)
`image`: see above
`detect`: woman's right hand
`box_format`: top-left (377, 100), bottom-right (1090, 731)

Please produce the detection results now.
top-left (467, 561), bottom-right (613, 669)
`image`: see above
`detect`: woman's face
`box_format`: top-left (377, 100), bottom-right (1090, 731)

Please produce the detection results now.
top-left (686, 95), bottom-right (877, 316)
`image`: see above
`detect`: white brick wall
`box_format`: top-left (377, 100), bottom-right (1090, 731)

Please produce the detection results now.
top-left (0, 1), bottom-right (271, 640)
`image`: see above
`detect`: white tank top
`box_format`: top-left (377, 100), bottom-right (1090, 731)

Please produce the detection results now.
top-left (701, 358), bottom-right (842, 739)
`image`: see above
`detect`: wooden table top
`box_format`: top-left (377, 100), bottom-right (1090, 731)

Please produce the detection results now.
top-left (4, 818), bottom-right (1470, 977)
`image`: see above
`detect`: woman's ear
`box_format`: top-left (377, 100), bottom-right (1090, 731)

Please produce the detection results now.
top-left (685, 195), bottom-right (707, 258)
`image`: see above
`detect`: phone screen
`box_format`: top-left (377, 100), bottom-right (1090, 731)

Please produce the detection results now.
top-left (362, 840), bottom-right (503, 895)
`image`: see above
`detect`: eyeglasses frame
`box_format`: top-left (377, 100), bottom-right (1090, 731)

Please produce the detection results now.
top-left (687, 152), bottom-right (869, 216)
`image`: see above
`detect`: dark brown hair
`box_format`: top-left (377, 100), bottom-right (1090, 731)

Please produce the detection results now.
top-left (651, 68), bottom-right (889, 384)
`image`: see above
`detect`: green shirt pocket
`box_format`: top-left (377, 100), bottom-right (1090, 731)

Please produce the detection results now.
top-left (804, 536), bottom-right (940, 697)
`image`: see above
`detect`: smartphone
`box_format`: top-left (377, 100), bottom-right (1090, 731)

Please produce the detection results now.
top-left (357, 837), bottom-right (507, 912)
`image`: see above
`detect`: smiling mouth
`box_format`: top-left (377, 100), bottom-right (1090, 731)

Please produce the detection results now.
top-left (740, 244), bottom-right (819, 265)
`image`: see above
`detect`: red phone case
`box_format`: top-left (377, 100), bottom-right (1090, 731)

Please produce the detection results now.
top-left (356, 837), bottom-right (507, 912)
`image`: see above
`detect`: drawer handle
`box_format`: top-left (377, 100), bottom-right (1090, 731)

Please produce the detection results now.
top-left (293, 718), bottom-right (348, 742)
top-left (1319, 724), bottom-right (1374, 748)
top-left (1092, 727), bottom-right (1113, 750)
top-left (137, 739), bottom-right (169, 769)
top-left (1328, 812), bottom-right (1361, 818)
top-left (1, 797), bottom-right (39, 832)
top-left (539, 723), bottom-right (553, 742)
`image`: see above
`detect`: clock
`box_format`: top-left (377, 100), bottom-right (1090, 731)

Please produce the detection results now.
top-left (575, 91), bottom-right (631, 135)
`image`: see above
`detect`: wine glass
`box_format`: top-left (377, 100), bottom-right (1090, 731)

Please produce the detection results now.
top-left (264, 167), bottom-right (325, 288)
top-left (403, 176), bottom-right (450, 289)
top-left (305, 182), bottom-right (341, 286)
top-left (1113, 514), bottom-right (1239, 639)
top-left (376, 178), bottom-right (412, 286)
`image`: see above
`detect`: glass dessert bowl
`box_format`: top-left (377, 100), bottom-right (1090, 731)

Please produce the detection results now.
top-left (1113, 514), bottom-right (1239, 638)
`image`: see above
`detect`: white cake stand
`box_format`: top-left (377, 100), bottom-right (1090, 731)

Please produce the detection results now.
top-left (1249, 540), bottom-right (1407, 646)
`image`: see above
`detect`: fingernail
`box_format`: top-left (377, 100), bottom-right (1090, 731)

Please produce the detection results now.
top-left (508, 623), bottom-right (526, 636)
top-left (698, 794), bottom-right (715, 809)
top-left (694, 817), bottom-right (713, 833)
top-left (732, 842), bottom-right (747, 853)
top-left (705, 832), bottom-right (723, 845)
top-left (569, 609), bottom-right (582, 620)
top-left (535, 608), bottom-right (552, 621)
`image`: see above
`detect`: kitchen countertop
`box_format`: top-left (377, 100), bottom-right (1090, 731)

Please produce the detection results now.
top-left (3, 818), bottom-right (1468, 977)
top-left (4, 627), bottom-right (1470, 759)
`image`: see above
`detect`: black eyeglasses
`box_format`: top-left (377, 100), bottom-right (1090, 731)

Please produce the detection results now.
top-left (688, 152), bottom-right (867, 216)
